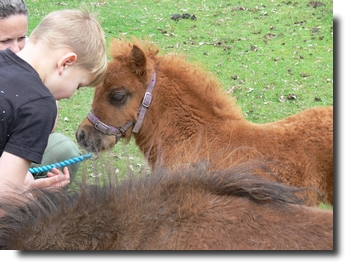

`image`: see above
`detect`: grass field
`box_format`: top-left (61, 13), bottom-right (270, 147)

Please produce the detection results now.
top-left (25, 0), bottom-right (333, 189)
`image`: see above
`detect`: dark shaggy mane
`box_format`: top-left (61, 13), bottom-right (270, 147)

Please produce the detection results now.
top-left (0, 162), bottom-right (309, 224)
top-left (0, 161), bottom-right (324, 250)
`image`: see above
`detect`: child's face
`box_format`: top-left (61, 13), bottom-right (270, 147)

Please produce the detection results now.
top-left (0, 14), bottom-right (28, 53)
top-left (50, 66), bottom-right (96, 100)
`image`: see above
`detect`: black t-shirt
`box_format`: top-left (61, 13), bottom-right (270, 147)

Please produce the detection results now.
top-left (0, 49), bottom-right (57, 164)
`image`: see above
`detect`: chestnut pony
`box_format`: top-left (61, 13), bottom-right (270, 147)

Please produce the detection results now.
top-left (76, 38), bottom-right (333, 206)
top-left (0, 162), bottom-right (333, 250)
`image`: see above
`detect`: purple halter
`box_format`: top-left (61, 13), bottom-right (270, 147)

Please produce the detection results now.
top-left (87, 71), bottom-right (156, 142)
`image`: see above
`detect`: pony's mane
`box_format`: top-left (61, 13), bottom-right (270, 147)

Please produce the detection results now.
top-left (0, 161), bottom-right (314, 249)
top-left (0, 161), bottom-right (308, 222)
top-left (109, 37), bottom-right (243, 120)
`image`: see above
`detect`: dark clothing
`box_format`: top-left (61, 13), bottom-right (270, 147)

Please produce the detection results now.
top-left (0, 49), bottom-right (57, 164)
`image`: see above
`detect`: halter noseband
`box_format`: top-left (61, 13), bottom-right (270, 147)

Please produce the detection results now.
top-left (87, 71), bottom-right (156, 142)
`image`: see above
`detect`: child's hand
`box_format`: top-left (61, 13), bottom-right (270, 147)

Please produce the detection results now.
top-left (27, 167), bottom-right (70, 190)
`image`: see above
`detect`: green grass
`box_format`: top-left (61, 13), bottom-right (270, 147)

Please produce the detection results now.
top-left (25, 0), bottom-right (333, 189)
top-left (319, 202), bottom-right (333, 210)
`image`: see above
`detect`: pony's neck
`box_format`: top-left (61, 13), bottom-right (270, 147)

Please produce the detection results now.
top-left (153, 55), bottom-right (244, 123)
top-left (133, 56), bottom-right (245, 166)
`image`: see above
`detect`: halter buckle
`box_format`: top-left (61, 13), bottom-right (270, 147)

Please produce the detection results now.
top-left (94, 121), bottom-right (112, 135)
top-left (142, 92), bottom-right (152, 108)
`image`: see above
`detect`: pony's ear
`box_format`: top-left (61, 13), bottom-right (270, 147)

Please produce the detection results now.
top-left (128, 44), bottom-right (147, 81)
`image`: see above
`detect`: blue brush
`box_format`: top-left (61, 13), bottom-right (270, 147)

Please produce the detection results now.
top-left (29, 153), bottom-right (93, 174)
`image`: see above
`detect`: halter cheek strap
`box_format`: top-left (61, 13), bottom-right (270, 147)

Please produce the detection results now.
top-left (132, 71), bottom-right (156, 133)
top-left (87, 71), bottom-right (156, 142)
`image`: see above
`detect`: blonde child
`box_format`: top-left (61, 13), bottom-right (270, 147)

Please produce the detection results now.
top-left (0, 8), bottom-right (107, 215)
top-left (1, 0), bottom-right (84, 180)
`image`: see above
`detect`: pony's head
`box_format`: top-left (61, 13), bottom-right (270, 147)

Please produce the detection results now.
top-left (76, 38), bottom-right (158, 153)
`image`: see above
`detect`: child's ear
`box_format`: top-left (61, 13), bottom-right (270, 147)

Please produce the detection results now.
top-left (58, 52), bottom-right (77, 75)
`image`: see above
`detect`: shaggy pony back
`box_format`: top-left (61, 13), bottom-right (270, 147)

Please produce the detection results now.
top-left (0, 162), bottom-right (332, 250)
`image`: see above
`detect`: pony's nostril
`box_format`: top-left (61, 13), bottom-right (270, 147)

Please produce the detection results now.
top-left (80, 130), bottom-right (86, 140)
top-left (76, 129), bottom-right (86, 142)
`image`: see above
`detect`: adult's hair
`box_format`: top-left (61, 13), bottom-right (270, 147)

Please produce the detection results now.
top-left (0, 0), bottom-right (28, 19)
top-left (29, 9), bottom-right (108, 87)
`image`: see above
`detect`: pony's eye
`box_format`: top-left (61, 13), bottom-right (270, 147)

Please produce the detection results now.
top-left (111, 93), bottom-right (126, 102)
top-left (108, 88), bottom-right (130, 107)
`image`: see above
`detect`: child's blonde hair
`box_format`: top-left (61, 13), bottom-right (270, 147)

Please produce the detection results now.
top-left (29, 9), bottom-right (107, 86)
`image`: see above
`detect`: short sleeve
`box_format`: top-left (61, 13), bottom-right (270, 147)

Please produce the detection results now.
top-left (4, 97), bottom-right (57, 163)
